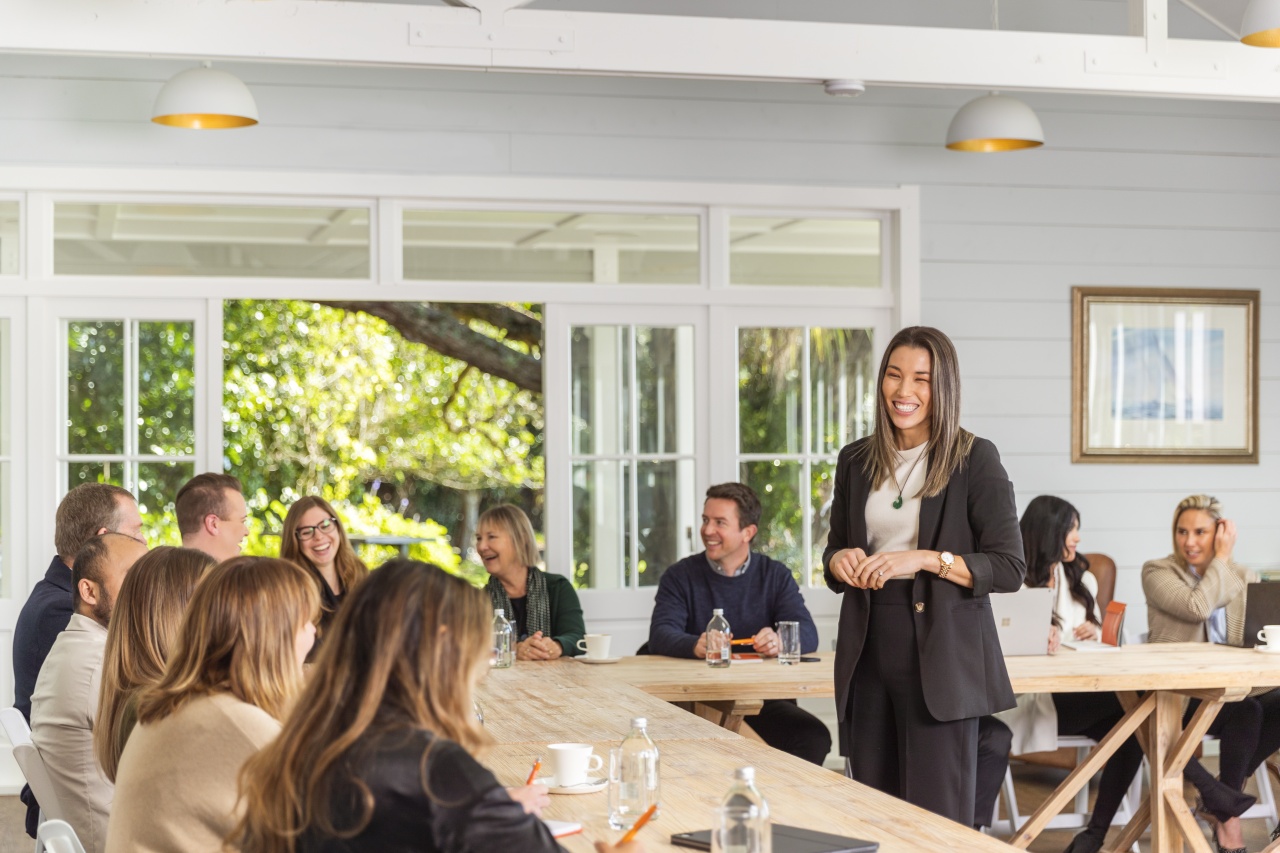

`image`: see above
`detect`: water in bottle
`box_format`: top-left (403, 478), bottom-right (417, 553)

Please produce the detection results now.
top-left (608, 716), bottom-right (661, 830)
top-left (491, 607), bottom-right (514, 668)
top-left (714, 766), bottom-right (771, 853)
top-left (706, 608), bottom-right (731, 668)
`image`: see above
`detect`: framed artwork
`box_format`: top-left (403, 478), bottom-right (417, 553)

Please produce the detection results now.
top-left (1071, 287), bottom-right (1259, 464)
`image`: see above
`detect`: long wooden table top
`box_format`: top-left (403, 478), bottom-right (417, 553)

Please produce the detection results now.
top-left (602, 643), bottom-right (1280, 701)
top-left (479, 659), bottom-right (1011, 853)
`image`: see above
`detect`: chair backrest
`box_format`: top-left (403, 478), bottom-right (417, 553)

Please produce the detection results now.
top-left (36, 819), bottom-right (87, 853)
top-left (1084, 553), bottom-right (1117, 613)
top-left (0, 707), bottom-right (66, 822)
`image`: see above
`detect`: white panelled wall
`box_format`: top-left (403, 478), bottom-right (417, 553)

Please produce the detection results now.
top-left (0, 54), bottom-right (1279, 766)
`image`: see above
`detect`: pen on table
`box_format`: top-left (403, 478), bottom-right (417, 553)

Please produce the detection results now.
top-left (619, 803), bottom-right (658, 844)
top-left (731, 638), bottom-right (756, 646)
top-left (525, 756), bottom-right (541, 786)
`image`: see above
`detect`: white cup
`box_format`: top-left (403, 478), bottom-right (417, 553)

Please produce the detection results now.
top-left (577, 633), bottom-right (612, 660)
top-left (547, 742), bottom-right (604, 787)
top-left (1258, 625), bottom-right (1280, 649)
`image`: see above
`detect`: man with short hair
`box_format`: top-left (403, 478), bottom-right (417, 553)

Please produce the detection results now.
top-left (12, 483), bottom-right (141, 721)
top-left (175, 472), bottom-right (248, 562)
top-left (649, 482), bottom-right (832, 765)
top-left (31, 532), bottom-right (147, 853)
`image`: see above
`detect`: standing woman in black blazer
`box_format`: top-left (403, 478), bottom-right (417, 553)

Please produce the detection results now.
top-left (823, 325), bottom-right (1025, 824)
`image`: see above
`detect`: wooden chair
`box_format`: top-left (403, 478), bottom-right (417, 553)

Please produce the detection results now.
top-left (1084, 553), bottom-right (1117, 613)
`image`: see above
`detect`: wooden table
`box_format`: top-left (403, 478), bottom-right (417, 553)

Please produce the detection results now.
top-left (550, 645), bottom-right (1280, 853)
top-left (479, 660), bottom-right (1011, 853)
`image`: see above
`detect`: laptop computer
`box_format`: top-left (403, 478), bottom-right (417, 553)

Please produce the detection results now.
top-left (990, 586), bottom-right (1054, 656)
top-left (671, 824), bottom-right (878, 852)
top-left (1240, 582), bottom-right (1280, 648)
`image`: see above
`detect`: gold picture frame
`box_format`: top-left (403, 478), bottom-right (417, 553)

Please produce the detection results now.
top-left (1071, 286), bottom-right (1259, 464)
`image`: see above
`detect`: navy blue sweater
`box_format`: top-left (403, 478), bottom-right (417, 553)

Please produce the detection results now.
top-left (648, 552), bottom-right (819, 658)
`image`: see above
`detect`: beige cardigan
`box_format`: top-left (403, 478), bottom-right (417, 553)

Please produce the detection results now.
top-left (1142, 554), bottom-right (1252, 645)
top-left (104, 692), bottom-right (280, 853)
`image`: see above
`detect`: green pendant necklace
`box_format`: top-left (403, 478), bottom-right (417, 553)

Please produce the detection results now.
top-left (892, 446), bottom-right (926, 509)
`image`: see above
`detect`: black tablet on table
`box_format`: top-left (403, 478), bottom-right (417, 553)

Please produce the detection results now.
top-left (671, 823), bottom-right (878, 852)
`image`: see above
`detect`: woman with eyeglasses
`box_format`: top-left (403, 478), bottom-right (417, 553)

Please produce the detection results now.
top-left (281, 497), bottom-right (368, 657)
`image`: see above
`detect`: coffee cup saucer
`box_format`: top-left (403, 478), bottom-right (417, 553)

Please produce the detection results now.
top-left (577, 656), bottom-right (621, 664)
top-left (1254, 645), bottom-right (1280, 654)
top-left (535, 776), bottom-right (608, 795)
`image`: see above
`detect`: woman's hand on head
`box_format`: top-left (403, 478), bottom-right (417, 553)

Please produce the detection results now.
top-left (506, 784), bottom-right (550, 816)
top-left (828, 548), bottom-right (867, 587)
top-left (1214, 518), bottom-right (1238, 563)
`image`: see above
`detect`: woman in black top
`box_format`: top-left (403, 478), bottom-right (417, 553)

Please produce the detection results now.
top-left (280, 496), bottom-right (368, 657)
top-left (231, 558), bottom-right (642, 853)
top-left (823, 326), bottom-right (1024, 824)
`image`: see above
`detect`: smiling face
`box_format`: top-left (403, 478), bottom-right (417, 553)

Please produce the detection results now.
top-left (881, 345), bottom-right (933, 448)
top-left (1176, 509), bottom-right (1217, 574)
top-left (700, 497), bottom-right (756, 569)
top-left (1062, 516), bottom-right (1081, 563)
top-left (475, 522), bottom-right (520, 578)
top-left (295, 505), bottom-right (340, 571)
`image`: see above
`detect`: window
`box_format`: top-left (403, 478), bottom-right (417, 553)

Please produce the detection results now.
top-left (0, 200), bottom-right (19, 276)
top-left (61, 309), bottom-right (204, 540)
top-left (0, 317), bottom-right (11, 595)
top-left (730, 215), bottom-right (882, 287)
top-left (403, 209), bottom-right (700, 284)
top-left (569, 323), bottom-right (697, 588)
top-left (737, 326), bottom-right (877, 585)
top-left (53, 203), bottom-right (371, 278)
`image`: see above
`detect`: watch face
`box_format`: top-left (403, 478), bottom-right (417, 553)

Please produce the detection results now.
top-left (940, 551), bottom-right (954, 564)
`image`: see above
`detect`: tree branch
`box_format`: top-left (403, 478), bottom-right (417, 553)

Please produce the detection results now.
top-left (321, 301), bottom-right (543, 394)
top-left (438, 303), bottom-right (542, 349)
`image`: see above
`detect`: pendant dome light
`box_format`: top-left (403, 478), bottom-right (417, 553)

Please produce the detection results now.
top-left (945, 94), bottom-right (1045, 152)
top-left (1241, 0), bottom-right (1280, 46)
top-left (945, 0), bottom-right (1044, 152)
top-left (151, 62), bottom-right (259, 129)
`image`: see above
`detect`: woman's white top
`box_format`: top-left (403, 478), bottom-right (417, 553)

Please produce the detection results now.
top-left (865, 441), bottom-right (929, 580)
top-left (994, 564), bottom-right (1100, 754)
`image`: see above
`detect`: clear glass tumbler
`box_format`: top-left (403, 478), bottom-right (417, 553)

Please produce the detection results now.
top-left (776, 620), bottom-right (801, 665)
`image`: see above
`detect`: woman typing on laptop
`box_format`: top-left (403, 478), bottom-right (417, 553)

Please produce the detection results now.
top-left (990, 496), bottom-right (1144, 853)
top-left (1143, 494), bottom-right (1280, 853)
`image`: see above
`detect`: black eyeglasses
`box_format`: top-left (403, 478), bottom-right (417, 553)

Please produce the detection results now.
top-left (295, 517), bottom-right (339, 540)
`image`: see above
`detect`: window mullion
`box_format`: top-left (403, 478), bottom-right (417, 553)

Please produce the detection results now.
top-left (628, 326), bottom-right (640, 589)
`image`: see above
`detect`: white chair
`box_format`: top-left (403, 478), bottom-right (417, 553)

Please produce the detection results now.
top-left (0, 707), bottom-right (66, 826)
top-left (36, 820), bottom-right (86, 853)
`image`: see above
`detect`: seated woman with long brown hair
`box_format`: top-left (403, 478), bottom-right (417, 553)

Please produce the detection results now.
top-left (94, 545), bottom-right (216, 783)
top-left (280, 496), bottom-right (368, 654)
top-left (105, 557), bottom-right (319, 853)
top-left (232, 559), bottom-right (642, 853)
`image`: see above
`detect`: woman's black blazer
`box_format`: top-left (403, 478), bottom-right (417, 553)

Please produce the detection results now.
top-left (822, 435), bottom-right (1025, 725)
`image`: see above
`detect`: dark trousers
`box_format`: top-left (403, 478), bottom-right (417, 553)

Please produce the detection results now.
top-left (1052, 691), bottom-right (1145, 832)
top-left (749, 699), bottom-right (832, 766)
top-left (1184, 687), bottom-right (1280, 820)
top-left (847, 582), bottom-right (978, 824)
top-left (975, 716), bottom-right (1012, 828)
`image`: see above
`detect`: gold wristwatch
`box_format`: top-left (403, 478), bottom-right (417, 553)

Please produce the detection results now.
top-left (937, 550), bottom-right (954, 580)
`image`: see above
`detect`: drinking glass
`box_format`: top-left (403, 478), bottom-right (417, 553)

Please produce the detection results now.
top-left (777, 620), bottom-right (801, 665)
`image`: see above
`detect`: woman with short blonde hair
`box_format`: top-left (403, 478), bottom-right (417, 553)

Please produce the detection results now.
top-left (477, 504), bottom-right (586, 661)
top-left (105, 557), bottom-right (320, 853)
top-left (94, 546), bottom-right (216, 783)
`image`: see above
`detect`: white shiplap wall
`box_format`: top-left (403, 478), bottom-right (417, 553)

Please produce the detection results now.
top-left (0, 57), bottom-right (1278, 657)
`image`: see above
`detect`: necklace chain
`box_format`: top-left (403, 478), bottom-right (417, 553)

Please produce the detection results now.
top-left (891, 445), bottom-right (927, 510)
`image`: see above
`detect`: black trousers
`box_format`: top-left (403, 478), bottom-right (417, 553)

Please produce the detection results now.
top-left (749, 699), bottom-right (833, 766)
top-left (974, 716), bottom-right (1012, 828)
top-left (1052, 692), bottom-right (1145, 833)
top-left (846, 582), bottom-right (978, 824)
top-left (1184, 687), bottom-right (1280, 820)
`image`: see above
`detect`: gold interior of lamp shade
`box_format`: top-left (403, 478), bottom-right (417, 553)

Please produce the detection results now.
top-left (151, 113), bottom-right (259, 129)
top-left (946, 137), bottom-right (1045, 152)
top-left (1242, 27), bottom-right (1280, 46)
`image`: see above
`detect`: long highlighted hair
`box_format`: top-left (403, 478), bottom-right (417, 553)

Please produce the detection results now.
top-left (230, 559), bottom-right (493, 852)
top-left (135, 557), bottom-right (319, 726)
top-left (279, 496), bottom-right (368, 601)
top-left (94, 546), bottom-right (216, 782)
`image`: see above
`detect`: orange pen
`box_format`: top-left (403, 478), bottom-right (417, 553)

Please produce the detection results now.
top-left (731, 638), bottom-right (756, 646)
top-left (525, 756), bottom-right (541, 786)
top-left (620, 803), bottom-right (658, 844)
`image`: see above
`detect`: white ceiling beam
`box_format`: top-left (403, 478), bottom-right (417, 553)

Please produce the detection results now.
top-left (1, 0), bottom-right (1278, 100)
top-left (1130, 0), bottom-right (1170, 53)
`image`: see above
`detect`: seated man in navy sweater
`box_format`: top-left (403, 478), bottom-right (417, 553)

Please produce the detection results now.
top-left (648, 482), bottom-right (832, 766)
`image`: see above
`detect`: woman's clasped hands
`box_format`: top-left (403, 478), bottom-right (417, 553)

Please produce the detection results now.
top-left (829, 548), bottom-right (932, 590)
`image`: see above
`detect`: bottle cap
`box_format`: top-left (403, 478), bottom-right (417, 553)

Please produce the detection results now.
top-left (713, 608), bottom-right (724, 615)
top-left (733, 766), bottom-right (755, 782)
top-left (631, 717), bottom-right (647, 728)
top-left (494, 607), bottom-right (503, 615)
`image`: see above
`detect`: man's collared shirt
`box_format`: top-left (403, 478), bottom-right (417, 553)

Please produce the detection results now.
top-left (706, 552), bottom-right (752, 577)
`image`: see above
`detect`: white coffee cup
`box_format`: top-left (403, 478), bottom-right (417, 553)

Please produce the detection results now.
top-left (576, 633), bottom-right (612, 660)
top-left (546, 742), bottom-right (604, 787)
top-left (1258, 625), bottom-right (1280, 649)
